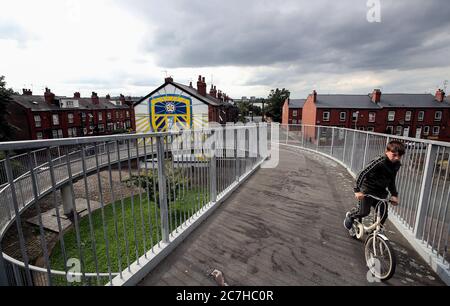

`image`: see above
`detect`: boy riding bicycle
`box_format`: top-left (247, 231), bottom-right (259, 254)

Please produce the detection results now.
top-left (344, 140), bottom-right (406, 234)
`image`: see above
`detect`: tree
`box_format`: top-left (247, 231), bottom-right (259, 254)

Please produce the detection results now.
top-left (0, 76), bottom-right (15, 142)
top-left (236, 101), bottom-right (263, 122)
top-left (266, 88), bottom-right (290, 123)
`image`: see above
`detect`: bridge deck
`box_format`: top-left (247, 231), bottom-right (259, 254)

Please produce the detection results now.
top-left (138, 146), bottom-right (444, 286)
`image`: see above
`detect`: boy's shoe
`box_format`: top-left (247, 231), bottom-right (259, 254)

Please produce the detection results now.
top-left (344, 212), bottom-right (353, 230)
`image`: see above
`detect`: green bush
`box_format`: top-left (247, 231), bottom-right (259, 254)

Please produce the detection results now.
top-left (125, 160), bottom-right (190, 203)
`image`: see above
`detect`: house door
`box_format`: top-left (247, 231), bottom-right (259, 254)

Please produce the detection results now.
top-left (415, 127), bottom-right (422, 139)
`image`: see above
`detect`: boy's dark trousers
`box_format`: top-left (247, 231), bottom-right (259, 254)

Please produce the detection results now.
top-left (349, 196), bottom-right (388, 224)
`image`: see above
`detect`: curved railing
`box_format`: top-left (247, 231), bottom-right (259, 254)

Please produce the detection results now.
top-left (0, 124), bottom-right (269, 286)
top-left (276, 123), bottom-right (450, 284)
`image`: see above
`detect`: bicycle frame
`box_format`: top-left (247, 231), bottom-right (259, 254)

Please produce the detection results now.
top-left (354, 194), bottom-right (390, 240)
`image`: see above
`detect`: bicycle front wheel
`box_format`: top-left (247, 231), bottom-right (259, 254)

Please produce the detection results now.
top-left (364, 234), bottom-right (396, 281)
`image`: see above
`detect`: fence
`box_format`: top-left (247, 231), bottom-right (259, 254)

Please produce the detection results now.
top-left (278, 123), bottom-right (450, 283)
top-left (0, 123), bottom-right (269, 286)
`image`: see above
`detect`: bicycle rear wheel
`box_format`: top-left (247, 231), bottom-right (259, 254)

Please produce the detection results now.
top-left (364, 234), bottom-right (396, 281)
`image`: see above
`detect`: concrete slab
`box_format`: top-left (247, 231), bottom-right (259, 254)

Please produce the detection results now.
top-left (26, 198), bottom-right (102, 233)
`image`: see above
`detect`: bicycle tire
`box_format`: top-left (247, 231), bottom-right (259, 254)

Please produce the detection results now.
top-left (364, 234), bottom-right (396, 281)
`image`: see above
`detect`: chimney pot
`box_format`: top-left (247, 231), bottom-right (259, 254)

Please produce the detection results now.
top-left (74, 92), bottom-right (81, 98)
top-left (91, 91), bottom-right (99, 105)
top-left (312, 90), bottom-right (317, 103)
top-left (165, 76), bottom-right (173, 83)
top-left (197, 75), bottom-right (207, 96)
top-left (106, 94), bottom-right (111, 99)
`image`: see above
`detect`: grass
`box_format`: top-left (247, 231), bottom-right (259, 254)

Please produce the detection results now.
top-left (48, 186), bottom-right (210, 286)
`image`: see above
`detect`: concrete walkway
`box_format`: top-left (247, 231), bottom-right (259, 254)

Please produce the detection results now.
top-left (138, 146), bottom-right (445, 286)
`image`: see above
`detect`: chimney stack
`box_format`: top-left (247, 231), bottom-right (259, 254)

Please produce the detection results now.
top-left (22, 89), bottom-right (32, 95)
top-left (91, 91), bottom-right (99, 105)
top-left (189, 81), bottom-right (193, 88)
top-left (44, 87), bottom-right (55, 105)
top-left (197, 75), bottom-right (207, 96)
top-left (312, 90), bottom-right (317, 103)
top-left (209, 84), bottom-right (217, 98)
top-left (106, 94), bottom-right (111, 99)
top-left (119, 94), bottom-right (126, 105)
top-left (217, 90), bottom-right (223, 100)
top-left (371, 89), bottom-right (381, 103)
top-left (165, 76), bottom-right (173, 83)
top-left (435, 89), bottom-right (445, 102)
top-left (74, 92), bottom-right (81, 98)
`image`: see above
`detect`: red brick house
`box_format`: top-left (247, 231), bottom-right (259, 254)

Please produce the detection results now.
top-left (282, 98), bottom-right (306, 125)
top-left (301, 89), bottom-right (450, 142)
top-left (7, 88), bottom-right (136, 140)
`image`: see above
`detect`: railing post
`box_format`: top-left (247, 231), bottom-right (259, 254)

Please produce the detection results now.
top-left (156, 135), bottom-right (170, 243)
top-left (235, 129), bottom-right (239, 182)
top-left (350, 131), bottom-right (356, 171)
top-left (342, 130), bottom-right (347, 162)
top-left (414, 143), bottom-right (438, 239)
top-left (362, 133), bottom-right (369, 167)
top-left (209, 130), bottom-right (217, 202)
top-left (316, 126), bottom-right (320, 151)
top-left (0, 248), bottom-right (9, 286)
top-left (330, 127), bottom-right (335, 156)
top-left (285, 124), bottom-right (289, 144)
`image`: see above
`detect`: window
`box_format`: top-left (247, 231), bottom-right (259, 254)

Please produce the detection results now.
top-left (52, 129), bottom-right (63, 138)
top-left (292, 110), bottom-right (297, 117)
top-left (68, 127), bottom-right (77, 137)
top-left (81, 112), bottom-right (86, 121)
top-left (340, 112), bottom-right (346, 121)
top-left (423, 126), bottom-right (430, 136)
top-left (98, 112), bottom-right (103, 121)
top-left (418, 111), bottom-right (424, 121)
top-left (367, 127), bottom-right (375, 132)
top-left (66, 100), bottom-right (74, 107)
top-left (34, 115), bottom-right (41, 127)
top-left (116, 111), bottom-right (119, 119)
top-left (88, 113), bottom-right (93, 123)
top-left (68, 113), bottom-right (74, 124)
top-left (395, 126), bottom-right (402, 136)
top-left (126, 111), bottom-right (130, 118)
top-left (83, 128), bottom-right (87, 135)
top-left (36, 132), bottom-right (43, 139)
top-left (68, 128), bottom-right (73, 138)
top-left (433, 126), bottom-right (440, 135)
top-left (125, 120), bottom-right (131, 128)
top-left (386, 126), bottom-right (393, 134)
top-left (107, 112), bottom-right (112, 120)
top-left (359, 127), bottom-right (365, 131)
top-left (323, 111), bottom-right (330, 121)
top-left (99, 124), bottom-right (105, 133)
top-left (435, 111), bottom-right (442, 121)
top-left (292, 119), bottom-right (297, 124)
top-left (369, 112), bottom-right (376, 123)
top-left (388, 111), bottom-right (395, 121)
top-left (352, 111), bottom-right (359, 122)
top-left (52, 114), bottom-right (59, 125)
top-left (415, 127), bottom-right (422, 139)
top-left (405, 111), bottom-right (411, 122)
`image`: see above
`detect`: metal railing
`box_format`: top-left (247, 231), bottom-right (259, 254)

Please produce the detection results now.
top-left (0, 123), bottom-right (269, 286)
top-left (278, 123), bottom-right (450, 282)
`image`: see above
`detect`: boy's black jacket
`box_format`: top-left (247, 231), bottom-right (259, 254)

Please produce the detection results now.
top-left (354, 155), bottom-right (401, 197)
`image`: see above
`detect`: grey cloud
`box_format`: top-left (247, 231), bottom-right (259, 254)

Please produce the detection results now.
top-left (117, 0), bottom-right (450, 73)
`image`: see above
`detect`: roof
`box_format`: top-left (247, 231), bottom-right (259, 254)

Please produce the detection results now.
top-left (289, 99), bottom-right (306, 108)
top-left (314, 93), bottom-right (450, 109)
top-left (135, 81), bottom-right (232, 107)
top-left (377, 94), bottom-right (450, 108)
top-left (315, 95), bottom-right (382, 109)
top-left (12, 95), bottom-right (131, 112)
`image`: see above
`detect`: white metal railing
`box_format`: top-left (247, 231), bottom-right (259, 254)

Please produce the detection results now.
top-left (277, 123), bottom-right (450, 283)
top-left (0, 124), bottom-right (269, 286)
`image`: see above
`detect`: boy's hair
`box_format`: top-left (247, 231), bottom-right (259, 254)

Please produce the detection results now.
top-left (386, 140), bottom-right (406, 156)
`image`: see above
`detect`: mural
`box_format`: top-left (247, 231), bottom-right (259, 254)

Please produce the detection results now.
top-left (150, 94), bottom-right (192, 131)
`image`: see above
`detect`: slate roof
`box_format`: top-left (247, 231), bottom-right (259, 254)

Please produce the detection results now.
top-left (12, 95), bottom-right (131, 112)
top-left (135, 81), bottom-right (232, 107)
top-left (288, 99), bottom-right (306, 108)
top-left (314, 93), bottom-right (450, 109)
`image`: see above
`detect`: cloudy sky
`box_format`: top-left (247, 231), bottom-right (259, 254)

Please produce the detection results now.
top-left (1, 0), bottom-right (449, 99)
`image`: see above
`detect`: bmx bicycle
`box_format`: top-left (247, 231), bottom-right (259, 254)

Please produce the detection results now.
top-left (350, 194), bottom-right (397, 281)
